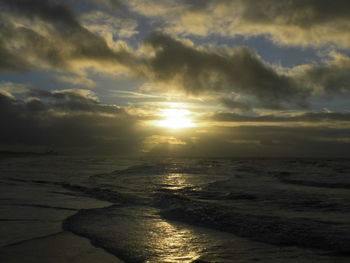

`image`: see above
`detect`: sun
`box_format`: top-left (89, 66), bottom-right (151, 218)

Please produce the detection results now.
top-left (156, 106), bottom-right (195, 129)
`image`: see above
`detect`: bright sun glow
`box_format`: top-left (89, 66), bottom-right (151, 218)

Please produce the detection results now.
top-left (156, 105), bottom-right (195, 129)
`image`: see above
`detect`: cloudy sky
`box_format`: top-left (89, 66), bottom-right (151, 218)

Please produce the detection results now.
top-left (0, 0), bottom-right (349, 157)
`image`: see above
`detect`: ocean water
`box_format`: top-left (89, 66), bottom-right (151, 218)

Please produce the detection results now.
top-left (1, 156), bottom-right (350, 262)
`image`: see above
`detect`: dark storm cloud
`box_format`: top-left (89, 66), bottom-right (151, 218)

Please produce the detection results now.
top-left (209, 112), bottom-right (350, 123)
top-left (23, 88), bottom-right (125, 113)
top-left (141, 33), bottom-right (350, 109)
top-left (248, 0), bottom-right (350, 47)
top-left (220, 97), bottom-right (252, 111)
top-left (2, 0), bottom-right (77, 25)
top-left (1, 85), bottom-right (349, 157)
top-left (89, 0), bottom-right (124, 10)
top-left (144, 124), bottom-right (350, 158)
top-left (138, 0), bottom-right (350, 47)
top-left (0, 41), bottom-right (33, 71)
top-left (0, 88), bottom-right (139, 154)
top-left (196, 125), bottom-right (350, 158)
top-left (236, 0), bottom-right (350, 27)
top-left (0, 0), bottom-right (133, 71)
top-left (294, 53), bottom-right (350, 95)
top-left (1, 0), bottom-right (350, 111)
top-left (0, 86), bottom-right (126, 115)
top-left (143, 33), bottom-right (310, 109)
top-left (0, 23), bottom-right (69, 68)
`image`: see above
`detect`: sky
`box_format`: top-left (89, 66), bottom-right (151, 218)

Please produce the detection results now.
top-left (0, 0), bottom-right (350, 157)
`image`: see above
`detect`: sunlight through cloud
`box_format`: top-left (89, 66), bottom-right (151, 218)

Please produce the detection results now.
top-left (156, 103), bottom-right (196, 129)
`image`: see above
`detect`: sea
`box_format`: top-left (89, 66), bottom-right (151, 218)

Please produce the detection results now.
top-left (0, 156), bottom-right (350, 262)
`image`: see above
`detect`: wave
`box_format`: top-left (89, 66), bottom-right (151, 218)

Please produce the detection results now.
top-left (274, 171), bottom-right (350, 189)
top-left (5, 157), bottom-right (349, 262)
top-left (153, 192), bottom-right (350, 255)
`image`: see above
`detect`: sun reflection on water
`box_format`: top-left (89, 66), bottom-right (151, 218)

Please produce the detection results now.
top-left (161, 172), bottom-right (194, 190)
top-left (145, 220), bottom-right (202, 263)
top-left (139, 171), bottom-right (203, 262)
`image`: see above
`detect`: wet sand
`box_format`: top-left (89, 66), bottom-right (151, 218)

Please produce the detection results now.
top-left (0, 231), bottom-right (123, 263)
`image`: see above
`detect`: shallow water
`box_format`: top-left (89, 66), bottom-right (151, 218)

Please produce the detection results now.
top-left (1, 157), bottom-right (350, 262)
